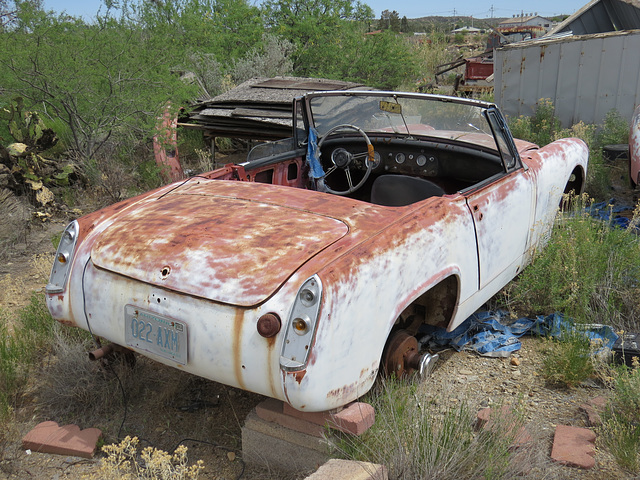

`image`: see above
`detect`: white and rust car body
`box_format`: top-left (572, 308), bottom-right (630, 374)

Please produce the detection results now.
top-left (46, 92), bottom-right (588, 412)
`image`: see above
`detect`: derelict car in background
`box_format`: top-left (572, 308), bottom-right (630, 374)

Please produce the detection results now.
top-left (46, 91), bottom-right (588, 412)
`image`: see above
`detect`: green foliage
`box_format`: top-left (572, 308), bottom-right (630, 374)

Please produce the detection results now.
top-left (230, 33), bottom-right (295, 85)
top-left (600, 415), bottom-right (640, 473)
top-left (1, 96), bottom-right (58, 152)
top-left (600, 362), bottom-right (640, 472)
top-left (588, 109), bottom-right (629, 198)
top-left (335, 377), bottom-right (525, 479)
top-left (508, 98), bottom-right (561, 147)
top-left (508, 101), bottom-right (627, 200)
top-left (0, 294), bottom-right (57, 422)
top-left (415, 31), bottom-right (457, 86)
top-left (377, 9), bottom-right (400, 31)
top-left (540, 330), bottom-right (594, 388)
top-left (506, 194), bottom-right (640, 331)
top-left (1, 10), bottom-right (199, 163)
top-left (330, 29), bottom-right (419, 90)
top-left (262, 0), bottom-right (374, 77)
top-left (595, 109), bottom-right (629, 148)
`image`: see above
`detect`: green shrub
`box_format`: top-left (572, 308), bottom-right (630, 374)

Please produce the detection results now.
top-left (0, 294), bottom-right (57, 422)
top-left (334, 377), bottom-right (526, 479)
top-left (505, 194), bottom-right (640, 332)
top-left (594, 109), bottom-right (629, 150)
top-left (600, 362), bottom-right (640, 473)
top-left (509, 99), bottom-right (561, 147)
top-left (540, 330), bottom-right (594, 388)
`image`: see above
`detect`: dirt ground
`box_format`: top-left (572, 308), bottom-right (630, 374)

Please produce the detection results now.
top-left (0, 154), bottom-right (638, 479)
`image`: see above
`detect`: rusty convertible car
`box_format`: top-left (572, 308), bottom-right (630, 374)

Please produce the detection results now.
top-left (46, 91), bottom-right (588, 412)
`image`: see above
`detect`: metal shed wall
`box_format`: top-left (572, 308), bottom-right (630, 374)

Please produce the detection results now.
top-left (548, 0), bottom-right (640, 35)
top-left (494, 30), bottom-right (640, 127)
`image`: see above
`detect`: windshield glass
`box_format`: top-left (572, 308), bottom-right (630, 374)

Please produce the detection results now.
top-left (309, 93), bottom-right (498, 151)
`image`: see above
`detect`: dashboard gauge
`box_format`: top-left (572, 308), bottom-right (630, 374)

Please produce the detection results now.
top-left (371, 151), bottom-right (382, 168)
top-left (395, 153), bottom-right (405, 164)
top-left (416, 155), bottom-right (427, 166)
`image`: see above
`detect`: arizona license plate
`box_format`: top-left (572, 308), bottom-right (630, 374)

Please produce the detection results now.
top-left (124, 305), bottom-right (188, 365)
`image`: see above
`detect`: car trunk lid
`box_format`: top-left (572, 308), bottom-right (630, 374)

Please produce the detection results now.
top-left (91, 182), bottom-right (349, 306)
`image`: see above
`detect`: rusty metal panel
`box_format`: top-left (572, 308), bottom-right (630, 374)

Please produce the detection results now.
top-left (495, 30), bottom-right (640, 126)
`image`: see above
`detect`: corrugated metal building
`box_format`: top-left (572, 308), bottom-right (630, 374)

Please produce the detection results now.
top-left (495, 0), bottom-right (640, 126)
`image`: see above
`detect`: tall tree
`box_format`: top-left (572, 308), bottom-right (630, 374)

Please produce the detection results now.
top-left (401, 15), bottom-right (409, 32)
top-left (262, 0), bottom-right (374, 74)
top-left (377, 9), bottom-right (400, 31)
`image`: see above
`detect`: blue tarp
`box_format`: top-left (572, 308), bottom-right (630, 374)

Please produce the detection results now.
top-left (419, 310), bottom-right (618, 357)
top-left (588, 200), bottom-right (633, 229)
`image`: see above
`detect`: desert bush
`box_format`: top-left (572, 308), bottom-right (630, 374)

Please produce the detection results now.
top-left (504, 194), bottom-right (640, 332)
top-left (509, 99), bottom-right (562, 148)
top-left (0, 294), bottom-right (57, 425)
top-left (508, 101), bottom-right (629, 199)
top-left (230, 34), bottom-right (295, 85)
top-left (540, 330), bottom-right (595, 388)
top-left (594, 109), bottom-right (630, 150)
top-left (414, 31), bottom-right (457, 86)
top-left (600, 359), bottom-right (640, 473)
top-left (34, 328), bottom-right (140, 427)
top-left (333, 377), bottom-right (530, 479)
top-left (95, 436), bottom-right (204, 480)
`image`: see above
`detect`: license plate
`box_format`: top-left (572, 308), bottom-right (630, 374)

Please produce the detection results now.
top-left (124, 305), bottom-right (188, 365)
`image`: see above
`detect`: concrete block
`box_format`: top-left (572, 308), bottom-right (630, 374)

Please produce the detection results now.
top-left (242, 410), bottom-right (332, 475)
top-left (305, 459), bottom-right (388, 480)
top-left (22, 421), bottom-right (102, 459)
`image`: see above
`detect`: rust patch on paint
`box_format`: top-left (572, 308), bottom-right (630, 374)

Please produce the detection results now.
top-left (233, 309), bottom-right (246, 390)
top-left (293, 370), bottom-right (306, 384)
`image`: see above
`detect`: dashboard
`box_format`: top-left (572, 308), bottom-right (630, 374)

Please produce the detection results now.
top-left (320, 135), bottom-right (504, 182)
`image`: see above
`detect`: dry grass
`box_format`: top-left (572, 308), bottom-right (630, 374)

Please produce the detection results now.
top-left (332, 378), bottom-right (561, 480)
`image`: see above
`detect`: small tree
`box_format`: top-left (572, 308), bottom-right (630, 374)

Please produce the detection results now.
top-left (1, 4), bottom-right (197, 163)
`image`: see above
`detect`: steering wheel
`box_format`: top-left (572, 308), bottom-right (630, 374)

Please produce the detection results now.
top-left (317, 124), bottom-right (375, 195)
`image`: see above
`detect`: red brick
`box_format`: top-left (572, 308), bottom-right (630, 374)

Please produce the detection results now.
top-left (256, 399), bottom-right (375, 437)
top-left (589, 396), bottom-right (608, 410)
top-left (283, 401), bottom-right (375, 436)
top-left (579, 403), bottom-right (603, 427)
top-left (476, 406), bottom-right (532, 449)
top-left (256, 399), bottom-right (326, 437)
top-left (22, 421), bottom-right (102, 458)
top-left (551, 425), bottom-right (596, 469)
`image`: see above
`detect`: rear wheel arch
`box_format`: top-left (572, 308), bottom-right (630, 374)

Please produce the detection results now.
top-left (563, 166), bottom-right (585, 195)
top-left (381, 274), bottom-right (460, 377)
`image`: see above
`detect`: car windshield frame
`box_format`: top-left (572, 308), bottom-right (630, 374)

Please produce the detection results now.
top-left (305, 91), bottom-right (503, 153)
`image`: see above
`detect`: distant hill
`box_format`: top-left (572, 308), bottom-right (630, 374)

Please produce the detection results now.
top-left (388, 15), bottom-right (569, 33)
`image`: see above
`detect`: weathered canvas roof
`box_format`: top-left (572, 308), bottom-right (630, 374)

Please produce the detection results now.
top-left (183, 76), bottom-right (368, 140)
top-left (547, 0), bottom-right (640, 36)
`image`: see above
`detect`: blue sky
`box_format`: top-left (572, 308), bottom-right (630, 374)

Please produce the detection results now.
top-left (44, 0), bottom-right (587, 22)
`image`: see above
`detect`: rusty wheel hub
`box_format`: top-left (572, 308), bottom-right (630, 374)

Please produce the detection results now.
top-left (382, 329), bottom-right (423, 377)
top-left (382, 329), bottom-right (439, 379)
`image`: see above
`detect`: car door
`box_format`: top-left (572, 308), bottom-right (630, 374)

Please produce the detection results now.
top-left (465, 108), bottom-right (536, 291)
